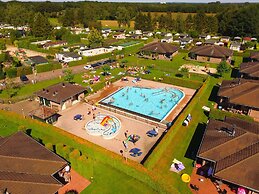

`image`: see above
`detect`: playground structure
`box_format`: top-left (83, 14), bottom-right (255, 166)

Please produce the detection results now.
top-left (85, 114), bottom-right (121, 139)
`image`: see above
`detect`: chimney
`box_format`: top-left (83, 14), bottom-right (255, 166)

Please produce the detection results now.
top-left (43, 88), bottom-right (45, 92)
top-left (62, 83), bottom-right (66, 88)
top-left (46, 90), bottom-right (49, 94)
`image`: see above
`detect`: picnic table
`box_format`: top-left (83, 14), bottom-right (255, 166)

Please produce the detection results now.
top-left (74, 114), bottom-right (83, 120)
top-left (129, 148), bottom-right (142, 157)
top-left (147, 129), bottom-right (158, 137)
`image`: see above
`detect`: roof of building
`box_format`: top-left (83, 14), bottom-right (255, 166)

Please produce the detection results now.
top-left (62, 52), bottom-right (81, 59)
top-left (230, 41), bottom-right (241, 47)
top-left (204, 39), bottom-right (217, 44)
top-left (43, 41), bottom-right (67, 47)
top-left (197, 117), bottom-right (259, 192)
top-left (141, 42), bottom-right (179, 54)
top-left (28, 56), bottom-right (48, 65)
top-left (240, 62), bottom-right (259, 79)
top-left (218, 79), bottom-right (259, 109)
top-left (0, 131), bottom-right (67, 194)
top-left (250, 51), bottom-right (259, 61)
top-left (36, 82), bottom-right (86, 104)
top-left (190, 45), bottom-right (233, 58)
top-left (30, 106), bottom-right (58, 120)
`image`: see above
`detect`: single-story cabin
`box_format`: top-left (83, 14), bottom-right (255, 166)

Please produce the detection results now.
top-left (250, 51), bottom-right (259, 62)
top-left (43, 41), bottom-right (67, 49)
top-left (230, 41), bottom-right (242, 52)
top-left (139, 42), bottom-right (179, 60)
top-left (161, 36), bottom-right (173, 43)
top-left (189, 45), bottom-right (233, 63)
top-left (28, 56), bottom-right (48, 66)
top-left (113, 33), bottom-right (126, 39)
top-left (78, 46), bottom-right (122, 57)
top-left (217, 79), bottom-right (259, 115)
top-left (220, 36), bottom-right (231, 43)
top-left (239, 62), bottom-right (259, 80)
top-left (30, 106), bottom-right (59, 124)
top-left (204, 39), bottom-right (217, 45)
top-left (55, 52), bottom-right (82, 63)
top-left (36, 82), bottom-right (86, 111)
top-left (0, 131), bottom-right (68, 194)
top-left (196, 117), bottom-right (259, 193)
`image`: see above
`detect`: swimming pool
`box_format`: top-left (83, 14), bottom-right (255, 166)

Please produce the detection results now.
top-left (100, 86), bottom-right (185, 121)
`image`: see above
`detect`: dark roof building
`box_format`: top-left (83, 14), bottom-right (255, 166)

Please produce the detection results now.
top-left (141, 42), bottom-right (179, 54)
top-left (36, 82), bottom-right (86, 110)
top-left (28, 56), bottom-right (48, 65)
top-left (190, 45), bottom-right (233, 63)
top-left (197, 117), bottom-right (259, 193)
top-left (250, 51), bottom-right (259, 61)
top-left (0, 131), bottom-right (68, 194)
top-left (240, 62), bottom-right (259, 80)
top-left (30, 106), bottom-right (59, 124)
top-left (218, 79), bottom-right (259, 110)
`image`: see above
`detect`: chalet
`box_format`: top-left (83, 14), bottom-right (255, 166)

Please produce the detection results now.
top-left (55, 52), bottom-right (82, 63)
top-left (0, 131), bottom-right (69, 194)
top-left (43, 41), bottom-right (67, 50)
top-left (199, 34), bottom-right (211, 40)
top-left (250, 51), bottom-right (259, 62)
top-left (139, 42), bottom-right (179, 60)
top-left (189, 45), bottom-right (233, 63)
top-left (243, 37), bottom-right (252, 43)
top-left (230, 41), bottom-right (241, 52)
top-left (239, 62), bottom-right (259, 80)
top-left (234, 37), bottom-right (242, 41)
top-left (113, 33), bottom-right (126, 39)
top-left (180, 37), bottom-right (193, 46)
top-left (79, 46), bottom-right (121, 57)
top-left (204, 39), bottom-right (217, 45)
top-left (143, 31), bottom-right (153, 37)
top-left (36, 82), bottom-right (86, 111)
top-left (196, 117), bottom-right (259, 193)
top-left (28, 56), bottom-right (48, 66)
top-left (179, 33), bottom-right (188, 39)
top-left (161, 36), bottom-right (173, 43)
top-left (217, 79), bottom-right (259, 115)
top-left (102, 28), bottom-right (112, 34)
top-left (220, 36), bottom-right (231, 43)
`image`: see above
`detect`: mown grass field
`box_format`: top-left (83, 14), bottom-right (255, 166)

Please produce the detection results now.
top-left (100, 20), bottom-right (135, 29)
top-left (48, 18), bottom-right (62, 26)
top-left (143, 12), bottom-right (216, 19)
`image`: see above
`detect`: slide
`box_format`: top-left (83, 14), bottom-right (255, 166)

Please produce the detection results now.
top-left (100, 116), bottom-right (111, 126)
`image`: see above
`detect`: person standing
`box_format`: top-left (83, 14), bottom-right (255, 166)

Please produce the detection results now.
top-left (124, 130), bottom-right (128, 138)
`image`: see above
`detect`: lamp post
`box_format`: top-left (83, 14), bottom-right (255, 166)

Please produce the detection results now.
top-left (21, 108), bottom-right (25, 118)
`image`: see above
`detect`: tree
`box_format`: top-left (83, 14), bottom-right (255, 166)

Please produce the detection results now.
top-left (87, 28), bottom-right (104, 48)
top-left (194, 11), bottom-right (207, 34)
top-left (217, 61), bottom-right (231, 76)
top-left (116, 6), bottom-right (131, 28)
top-left (176, 14), bottom-right (185, 33)
top-left (63, 69), bottom-right (74, 83)
top-left (10, 30), bottom-right (22, 44)
top-left (134, 12), bottom-right (154, 31)
top-left (207, 16), bottom-right (218, 34)
top-left (31, 12), bottom-right (52, 37)
top-left (185, 14), bottom-right (194, 31)
top-left (0, 42), bottom-right (6, 50)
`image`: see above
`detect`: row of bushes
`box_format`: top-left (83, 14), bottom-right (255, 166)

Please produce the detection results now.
top-left (4, 66), bottom-right (33, 78)
top-left (35, 63), bottom-right (62, 73)
top-left (209, 108), bottom-right (254, 122)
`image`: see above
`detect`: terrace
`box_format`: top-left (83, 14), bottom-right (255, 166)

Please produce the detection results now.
top-left (55, 77), bottom-right (195, 163)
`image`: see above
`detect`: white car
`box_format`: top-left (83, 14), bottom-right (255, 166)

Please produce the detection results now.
top-left (84, 65), bottom-right (93, 70)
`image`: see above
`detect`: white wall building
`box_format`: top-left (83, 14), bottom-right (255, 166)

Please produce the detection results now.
top-left (56, 52), bottom-right (82, 63)
top-left (78, 46), bottom-right (122, 57)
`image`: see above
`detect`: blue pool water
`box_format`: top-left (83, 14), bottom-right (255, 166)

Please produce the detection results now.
top-left (101, 86), bottom-right (185, 121)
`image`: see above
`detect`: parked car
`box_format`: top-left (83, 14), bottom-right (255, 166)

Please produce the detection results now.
top-left (84, 65), bottom-right (93, 70)
top-left (20, 75), bottom-right (29, 82)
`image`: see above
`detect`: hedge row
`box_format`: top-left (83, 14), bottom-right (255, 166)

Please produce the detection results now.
top-left (35, 63), bottom-right (62, 73)
top-left (4, 66), bottom-right (33, 78)
top-left (209, 108), bottom-right (254, 122)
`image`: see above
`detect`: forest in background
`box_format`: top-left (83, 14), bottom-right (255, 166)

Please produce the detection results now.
top-left (0, 1), bottom-right (258, 37)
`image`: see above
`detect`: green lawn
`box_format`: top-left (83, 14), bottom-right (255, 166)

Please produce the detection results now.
top-left (48, 18), bottom-right (62, 26)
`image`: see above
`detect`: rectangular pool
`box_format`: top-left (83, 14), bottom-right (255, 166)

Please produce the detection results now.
top-left (100, 86), bottom-right (185, 121)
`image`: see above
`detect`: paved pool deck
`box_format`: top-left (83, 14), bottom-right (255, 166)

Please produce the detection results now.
top-left (55, 78), bottom-right (196, 163)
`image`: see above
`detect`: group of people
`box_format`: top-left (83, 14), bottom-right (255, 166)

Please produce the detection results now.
top-left (58, 165), bottom-right (71, 183)
top-left (87, 105), bottom-right (98, 120)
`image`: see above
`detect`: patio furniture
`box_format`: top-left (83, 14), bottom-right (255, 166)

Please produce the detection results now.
top-left (74, 114), bottom-right (83, 120)
top-left (129, 148), bottom-right (142, 157)
top-left (181, 173), bottom-right (191, 183)
top-left (146, 129), bottom-right (158, 137)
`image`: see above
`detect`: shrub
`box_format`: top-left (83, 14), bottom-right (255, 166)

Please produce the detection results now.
top-left (35, 63), bottom-right (62, 73)
top-left (16, 66), bottom-right (33, 77)
top-left (56, 143), bottom-right (64, 155)
top-left (69, 149), bottom-right (81, 158)
top-left (45, 142), bottom-right (54, 151)
top-left (65, 190), bottom-right (78, 194)
top-left (217, 61), bottom-right (231, 76)
top-left (18, 125), bottom-right (27, 132)
top-left (62, 145), bottom-right (74, 160)
top-left (5, 68), bottom-right (17, 78)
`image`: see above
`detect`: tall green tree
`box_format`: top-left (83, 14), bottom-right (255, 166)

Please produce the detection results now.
top-left (194, 11), bottom-right (207, 34)
top-left (116, 6), bottom-right (131, 28)
top-left (185, 14), bottom-right (194, 31)
top-left (31, 13), bottom-right (52, 37)
top-left (63, 69), bottom-right (74, 83)
top-left (134, 12), bottom-right (154, 31)
top-left (207, 16), bottom-right (218, 34)
top-left (87, 28), bottom-right (104, 48)
top-left (176, 14), bottom-right (185, 33)
top-left (217, 61), bottom-right (231, 76)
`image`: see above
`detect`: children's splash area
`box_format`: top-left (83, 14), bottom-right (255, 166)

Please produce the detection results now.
top-left (100, 86), bottom-right (185, 121)
top-left (85, 114), bottom-right (121, 139)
